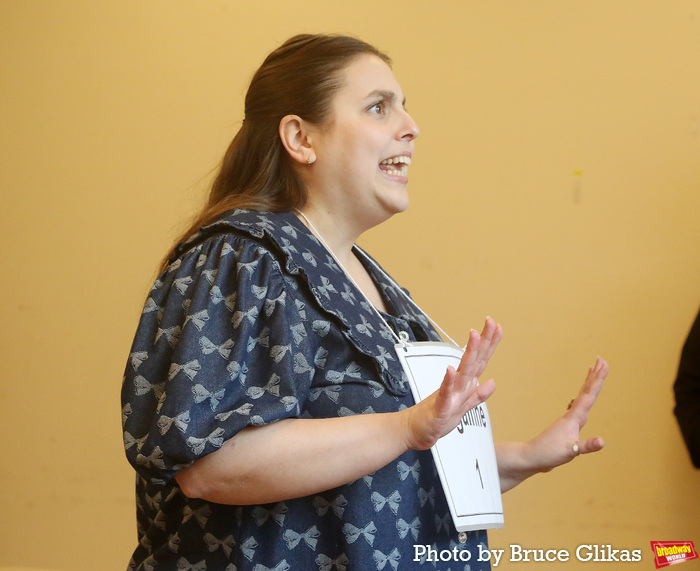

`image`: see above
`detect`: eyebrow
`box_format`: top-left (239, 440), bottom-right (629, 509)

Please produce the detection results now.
top-left (365, 89), bottom-right (407, 108)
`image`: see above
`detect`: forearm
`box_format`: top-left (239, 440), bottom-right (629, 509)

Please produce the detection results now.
top-left (176, 411), bottom-right (411, 505)
top-left (495, 441), bottom-right (542, 493)
top-left (176, 325), bottom-right (501, 505)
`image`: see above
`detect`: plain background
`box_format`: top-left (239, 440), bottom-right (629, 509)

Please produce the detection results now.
top-left (1, 1), bottom-right (699, 569)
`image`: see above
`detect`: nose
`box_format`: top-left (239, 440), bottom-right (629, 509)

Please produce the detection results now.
top-left (399, 109), bottom-right (420, 141)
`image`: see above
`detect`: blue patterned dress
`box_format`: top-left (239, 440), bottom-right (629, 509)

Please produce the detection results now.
top-left (121, 210), bottom-right (491, 570)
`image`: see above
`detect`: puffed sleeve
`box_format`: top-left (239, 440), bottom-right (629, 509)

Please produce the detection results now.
top-left (121, 233), bottom-right (312, 484)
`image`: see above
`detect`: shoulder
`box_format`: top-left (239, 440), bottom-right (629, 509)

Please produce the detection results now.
top-left (154, 211), bottom-right (302, 295)
top-left (170, 210), bottom-right (301, 265)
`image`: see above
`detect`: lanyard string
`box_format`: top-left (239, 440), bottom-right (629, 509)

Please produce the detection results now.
top-left (353, 247), bottom-right (460, 347)
top-left (294, 209), bottom-right (460, 348)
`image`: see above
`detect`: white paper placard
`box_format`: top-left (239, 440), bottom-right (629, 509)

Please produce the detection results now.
top-left (396, 342), bottom-right (504, 532)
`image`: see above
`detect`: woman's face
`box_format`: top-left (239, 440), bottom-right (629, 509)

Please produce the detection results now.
top-left (307, 54), bottom-right (420, 232)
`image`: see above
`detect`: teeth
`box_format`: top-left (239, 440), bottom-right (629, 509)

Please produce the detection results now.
top-left (380, 156), bottom-right (411, 165)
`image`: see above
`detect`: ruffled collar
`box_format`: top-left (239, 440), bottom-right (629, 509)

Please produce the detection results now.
top-left (176, 209), bottom-right (441, 395)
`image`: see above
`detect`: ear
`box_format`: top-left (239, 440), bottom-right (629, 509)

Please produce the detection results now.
top-left (279, 115), bottom-right (316, 165)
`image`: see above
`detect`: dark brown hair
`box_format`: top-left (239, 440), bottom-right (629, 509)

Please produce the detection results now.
top-left (161, 34), bottom-right (391, 271)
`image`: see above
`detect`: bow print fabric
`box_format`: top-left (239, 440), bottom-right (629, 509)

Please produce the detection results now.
top-left (122, 210), bottom-right (491, 569)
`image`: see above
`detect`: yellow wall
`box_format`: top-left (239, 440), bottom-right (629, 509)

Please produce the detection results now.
top-left (2, 1), bottom-right (698, 569)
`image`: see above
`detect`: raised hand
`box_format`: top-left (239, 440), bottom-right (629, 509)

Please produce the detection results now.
top-left (403, 317), bottom-right (502, 451)
top-left (497, 356), bottom-right (609, 492)
top-left (527, 356), bottom-right (609, 469)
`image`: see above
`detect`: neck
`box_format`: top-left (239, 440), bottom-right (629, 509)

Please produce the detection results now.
top-left (294, 207), bottom-right (392, 315)
top-left (294, 206), bottom-right (362, 266)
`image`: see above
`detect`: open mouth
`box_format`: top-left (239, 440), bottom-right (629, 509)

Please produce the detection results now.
top-left (379, 155), bottom-right (411, 177)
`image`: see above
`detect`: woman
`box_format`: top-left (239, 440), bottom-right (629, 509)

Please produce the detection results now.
top-left (122, 34), bottom-right (608, 570)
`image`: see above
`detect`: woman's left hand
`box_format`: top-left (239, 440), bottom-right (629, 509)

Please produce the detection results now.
top-left (497, 356), bottom-right (609, 491)
top-left (527, 356), bottom-right (609, 469)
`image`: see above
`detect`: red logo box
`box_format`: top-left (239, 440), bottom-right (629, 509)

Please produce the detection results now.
top-left (650, 541), bottom-right (698, 568)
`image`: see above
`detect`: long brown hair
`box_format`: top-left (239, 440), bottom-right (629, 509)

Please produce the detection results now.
top-left (160, 34), bottom-right (391, 271)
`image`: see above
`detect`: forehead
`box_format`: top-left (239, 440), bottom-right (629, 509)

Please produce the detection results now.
top-left (335, 54), bottom-right (404, 104)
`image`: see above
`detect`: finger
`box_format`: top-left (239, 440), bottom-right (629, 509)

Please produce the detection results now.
top-left (439, 365), bottom-right (456, 394)
top-left (575, 436), bottom-right (605, 456)
top-left (475, 318), bottom-right (502, 377)
top-left (584, 356), bottom-right (608, 384)
top-left (437, 364), bottom-right (477, 409)
top-left (436, 365), bottom-right (457, 409)
top-left (458, 378), bottom-right (496, 415)
top-left (567, 357), bottom-right (608, 423)
top-left (456, 329), bottom-right (481, 379)
top-left (580, 358), bottom-right (608, 403)
top-left (478, 317), bottom-right (496, 356)
top-left (481, 321), bottom-right (503, 363)
top-left (475, 378), bottom-right (496, 403)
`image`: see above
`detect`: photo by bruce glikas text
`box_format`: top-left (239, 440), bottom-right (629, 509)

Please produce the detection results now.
top-left (413, 543), bottom-right (643, 566)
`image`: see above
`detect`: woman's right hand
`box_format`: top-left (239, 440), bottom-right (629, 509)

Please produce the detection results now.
top-left (402, 317), bottom-right (501, 451)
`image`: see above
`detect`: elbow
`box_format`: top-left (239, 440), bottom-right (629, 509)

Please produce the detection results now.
top-left (175, 465), bottom-right (205, 499)
top-left (174, 430), bottom-right (265, 504)
top-left (175, 459), bottom-right (249, 504)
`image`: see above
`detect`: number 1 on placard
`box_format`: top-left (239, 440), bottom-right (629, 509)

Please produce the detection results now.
top-left (475, 459), bottom-right (484, 489)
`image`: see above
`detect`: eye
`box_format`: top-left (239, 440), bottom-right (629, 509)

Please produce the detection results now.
top-left (368, 101), bottom-right (386, 115)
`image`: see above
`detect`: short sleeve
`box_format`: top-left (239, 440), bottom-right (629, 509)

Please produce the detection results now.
top-left (121, 233), bottom-right (313, 484)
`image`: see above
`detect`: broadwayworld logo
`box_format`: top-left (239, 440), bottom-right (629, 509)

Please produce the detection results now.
top-left (650, 541), bottom-right (698, 568)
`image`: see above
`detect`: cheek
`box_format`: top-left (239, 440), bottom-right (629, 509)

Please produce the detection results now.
top-left (344, 146), bottom-right (381, 179)
top-left (322, 123), bottom-right (387, 180)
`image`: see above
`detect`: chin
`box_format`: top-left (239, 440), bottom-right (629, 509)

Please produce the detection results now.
top-left (387, 192), bottom-right (410, 215)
